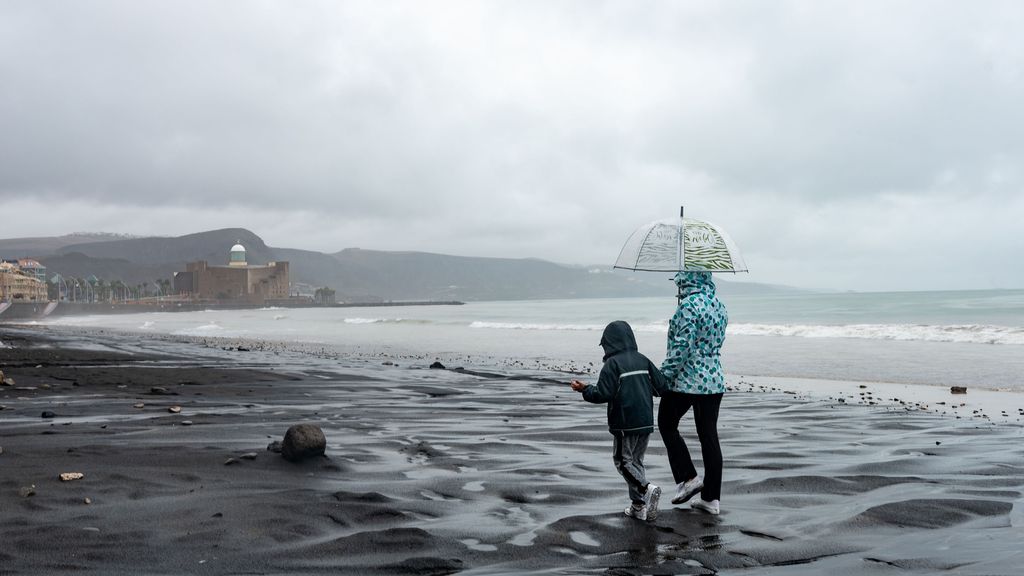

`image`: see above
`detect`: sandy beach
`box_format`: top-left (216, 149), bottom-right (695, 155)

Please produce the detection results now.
top-left (2, 325), bottom-right (1023, 575)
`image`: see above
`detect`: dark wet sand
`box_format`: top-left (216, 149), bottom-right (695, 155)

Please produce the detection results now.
top-left (1, 326), bottom-right (1022, 575)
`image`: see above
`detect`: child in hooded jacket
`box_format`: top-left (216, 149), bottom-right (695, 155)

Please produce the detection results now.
top-left (571, 320), bottom-right (669, 521)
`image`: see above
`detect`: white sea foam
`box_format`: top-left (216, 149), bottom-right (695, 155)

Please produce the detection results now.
top-left (467, 319), bottom-right (1024, 345)
top-left (468, 321), bottom-right (667, 332)
top-left (343, 317), bottom-right (431, 325)
top-left (728, 323), bottom-right (1024, 345)
top-left (139, 321), bottom-right (156, 329)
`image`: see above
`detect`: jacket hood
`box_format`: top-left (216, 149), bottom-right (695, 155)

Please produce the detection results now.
top-left (600, 320), bottom-right (638, 361)
top-left (674, 271), bottom-right (716, 298)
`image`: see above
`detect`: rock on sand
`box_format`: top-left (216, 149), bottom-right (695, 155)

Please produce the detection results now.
top-left (280, 424), bottom-right (326, 462)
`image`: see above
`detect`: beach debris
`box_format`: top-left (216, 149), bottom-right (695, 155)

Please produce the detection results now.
top-left (133, 403), bottom-right (145, 409)
top-left (950, 386), bottom-right (967, 394)
top-left (19, 485), bottom-right (36, 498)
top-left (267, 440), bottom-right (283, 453)
top-left (280, 424), bottom-right (326, 462)
top-left (41, 411), bottom-right (56, 419)
top-left (168, 406), bottom-right (182, 414)
top-left (60, 472), bottom-right (85, 482)
top-left (430, 361), bottom-right (446, 369)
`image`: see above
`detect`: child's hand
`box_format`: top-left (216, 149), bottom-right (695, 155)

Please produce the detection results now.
top-left (570, 379), bottom-right (587, 392)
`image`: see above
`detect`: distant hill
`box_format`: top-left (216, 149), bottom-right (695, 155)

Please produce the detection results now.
top-left (0, 229), bottom-right (793, 301)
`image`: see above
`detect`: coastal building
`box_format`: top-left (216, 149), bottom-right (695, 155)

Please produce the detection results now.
top-left (173, 243), bottom-right (290, 304)
top-left (0, 261), bottom-right (48, 301)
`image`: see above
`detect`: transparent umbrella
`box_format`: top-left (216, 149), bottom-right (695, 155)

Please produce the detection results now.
top-left (614, 207), bottom-right (748, 273)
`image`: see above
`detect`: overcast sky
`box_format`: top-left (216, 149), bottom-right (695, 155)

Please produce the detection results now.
top-left (2, 1), bottom-right (1022, 291)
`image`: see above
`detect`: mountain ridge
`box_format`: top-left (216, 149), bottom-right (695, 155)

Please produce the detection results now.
top-left (0, 228), bottom-right (788, 301)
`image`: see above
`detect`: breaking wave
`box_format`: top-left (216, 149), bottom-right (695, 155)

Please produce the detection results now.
top-left (469, 321), bottom-right (667, 332)
top-left (343, 317), bottom-right (432, 325)
top-left (468, 320), bottom-right (1024, 345)
top-left (728, 323), bottom-right (1024, 345)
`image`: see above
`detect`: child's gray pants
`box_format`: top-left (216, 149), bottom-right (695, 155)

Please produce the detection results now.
top-left (613, 433), bottom-right (650, 504)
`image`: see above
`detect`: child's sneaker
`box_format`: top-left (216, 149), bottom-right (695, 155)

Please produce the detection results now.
top-left (672, 475), bottom-right (704, 504)
top-left (642, 484), bottom-right (661, 521)
top-left (691, 498), bottom-right (720, 515)
top-left (624, 503), bottom-right (648, 521)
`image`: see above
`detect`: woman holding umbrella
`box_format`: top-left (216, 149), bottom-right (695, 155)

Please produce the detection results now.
top-left (657, 270), bottom-right (728, 515)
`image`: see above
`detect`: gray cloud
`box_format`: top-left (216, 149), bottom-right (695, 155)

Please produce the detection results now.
top-left (1, 1), bottom-right (1022, 290)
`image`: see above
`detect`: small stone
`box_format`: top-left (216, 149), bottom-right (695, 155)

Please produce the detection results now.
top-left (429, 361), bottom-right (446, 369)
top-left (168, 406), bottom-right (182, 414)
top-left (82, 527), bottom-right (100, 533)
top-left (41, 411), bottom-right (57, 419)
top-left (84, 497), bottom-right (92, 504)
top-left (0, 446), bottom-right (4, 455)
top-left (133, 403), bottom-right (145, 409)
top-left (117, 384), bottom-right (127, 389)
top-left (181, 420), bottom-right (193, 426)
top-left (40, 383), bottom-right (51, 389)
top-left (240, 452), bottom-right (258, 460)
top-left (19, 485), bottom-right (36, 498)
top-left (149, 387), bottom-right (172, 395)
top-left (224, 457), bottom-right (239, 466)
top-left (267, 440), bottom-right (283, 453)
top-left (212, 512), bottom-right (223, 518)
top-left (1, 376), bottom-right (14, 386)
top-left (60, 472), bottom-right (85, 482)
top-left (950, 386), bottom-right (968, 394)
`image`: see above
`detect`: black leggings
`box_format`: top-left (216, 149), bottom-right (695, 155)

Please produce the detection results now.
top-left (658, 391), bottom-right (723, 501)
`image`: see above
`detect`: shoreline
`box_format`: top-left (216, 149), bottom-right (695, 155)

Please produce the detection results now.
top-left (7, 323), bottom-right (1024, 425)
top-left (2, 325), bottom-right (1023, 574)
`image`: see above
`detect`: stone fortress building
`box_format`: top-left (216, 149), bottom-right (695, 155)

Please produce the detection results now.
top-left (173, 243), bottom-right (289, 304)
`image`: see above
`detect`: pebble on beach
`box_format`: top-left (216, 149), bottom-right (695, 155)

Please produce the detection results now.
top-left (60, 472), bottom-right (85, 482)
top-left (41, 411), bottom-right (56, 419)
top-left (19, 485), bottom-right (36, 498)
top-left (951, 386), bottom-right (968, 394)
top-left (168, 406), bottom-right (182, 414)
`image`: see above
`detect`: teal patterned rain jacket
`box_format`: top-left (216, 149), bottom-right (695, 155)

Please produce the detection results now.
top-left (660, 271), bottom-right (728, 394)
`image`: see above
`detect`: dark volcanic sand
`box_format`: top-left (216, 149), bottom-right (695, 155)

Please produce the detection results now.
top-left (1, 326), bottom-right (1022, 575)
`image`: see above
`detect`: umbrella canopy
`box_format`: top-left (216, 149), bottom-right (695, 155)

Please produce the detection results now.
top-left (614, 209), bottom-right (747, 273)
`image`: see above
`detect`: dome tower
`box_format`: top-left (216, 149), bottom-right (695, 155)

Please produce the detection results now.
top-left (229, 243), bottom-right (247, 267)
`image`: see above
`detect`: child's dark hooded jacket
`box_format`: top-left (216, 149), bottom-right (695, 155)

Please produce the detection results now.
top-left (582, 321), bottom-right (668, 436)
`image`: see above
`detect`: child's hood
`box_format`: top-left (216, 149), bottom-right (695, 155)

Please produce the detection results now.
top-left (600, 320), bottom-right (638, 361)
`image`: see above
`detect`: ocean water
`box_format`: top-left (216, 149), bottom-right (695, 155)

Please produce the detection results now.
top-left (32, 289), bottom-right (1024, 392)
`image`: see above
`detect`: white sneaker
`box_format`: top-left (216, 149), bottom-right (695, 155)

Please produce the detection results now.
top-left (672, 475), bottom-right (703, 504)
top-left (691, 498), bottom-right (720, 515)
top-left (642, 484), bottom-right (661, 521)
top-left (624, 503), bottom-right (648, 521)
